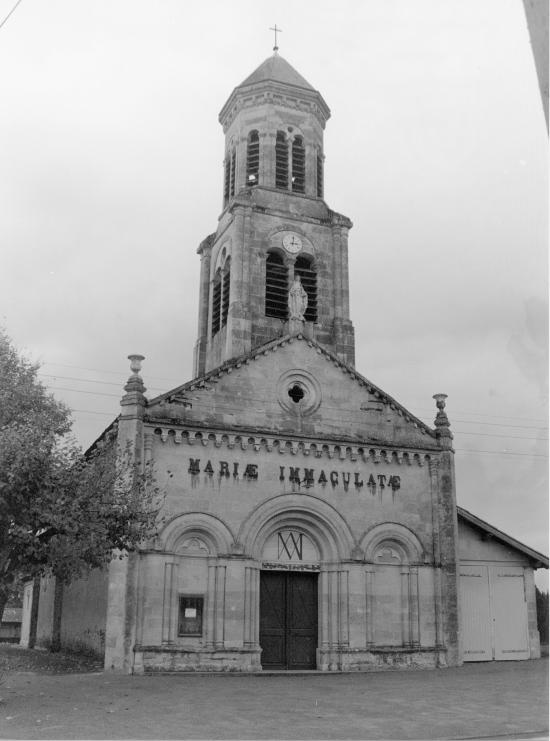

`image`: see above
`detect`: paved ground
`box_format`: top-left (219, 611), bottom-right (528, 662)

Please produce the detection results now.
top-left (0, 648), bottom-right (547, 740)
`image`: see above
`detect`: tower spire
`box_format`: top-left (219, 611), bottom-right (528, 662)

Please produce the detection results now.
top-left (269, 24), bottom-right (282, 53)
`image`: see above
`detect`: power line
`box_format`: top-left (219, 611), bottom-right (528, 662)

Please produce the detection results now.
top-left (41, 361), bottom-right (182, 385)
top-left (39, 372), bottom-right (167, 393)
top-left (41, 377), bottom-right (547, 431)
top-left (454, 449), bottom-right (548, 458)
top-left (0, 0), bottom-right (23, 30)
top-left (44, 385), bottom-right (548, 444)
top-left (409, 405), bottom-right (547, 424)
top-left (40, 362), bottom-right (547, 425)
top-left (452, 430), bottom-right (547, 442)
top-left (72, 409), bottom-right (115, 417)
top-left (67, 408), bottom-right (548, 458)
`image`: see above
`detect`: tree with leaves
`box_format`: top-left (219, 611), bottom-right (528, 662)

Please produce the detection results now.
top-left (536, 587), bottom-right (549, 646)
top-left (0, 329), bottom-right (161, 623)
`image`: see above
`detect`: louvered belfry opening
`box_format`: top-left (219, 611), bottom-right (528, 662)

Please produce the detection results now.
top-left (230, 148), bottom-right (236, 197)
top-left (316, 151), bottom-right (324, 198)
top-left (211, 270), bottom-right (222, 336)
top-left (275, 131), bottom-right (289, 189)
top-left (294, 255), bottom-right (317, 322)
top-left (246, 130), bottom-right (260, 186)
top-left (223, 156), bottom-right (231, 205)
top-left (265, 251), bottom-right (288, 319)
top-left (221, 259), bottom-right (231, 327)
top-left (292, 136), bottom-right (305, 193)
top-left (223, 146), bottom-right (237, 206)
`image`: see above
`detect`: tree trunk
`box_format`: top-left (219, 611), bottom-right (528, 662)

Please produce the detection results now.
top-left (0, 586), bottom-right (9, 630)
top-left (28, 578), bottom-right (41, 649)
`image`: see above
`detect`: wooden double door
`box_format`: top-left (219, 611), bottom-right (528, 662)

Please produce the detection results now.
top-left (259, 571), bottom-right (318, 669)
top-left (460, 564), bottom-right (530, 661)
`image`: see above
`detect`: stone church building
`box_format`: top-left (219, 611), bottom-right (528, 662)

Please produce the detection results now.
top-left (24, 52), bottom-right (547, 672)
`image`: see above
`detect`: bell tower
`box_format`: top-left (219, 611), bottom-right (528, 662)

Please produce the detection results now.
top-left (193, 51), bottom-right (355, 376)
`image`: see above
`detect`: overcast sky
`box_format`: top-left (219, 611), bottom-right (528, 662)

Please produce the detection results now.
top-left (1, 1), bottom-right (547, 584)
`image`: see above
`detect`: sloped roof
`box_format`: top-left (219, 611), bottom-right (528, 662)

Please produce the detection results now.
top-left (2, 607), bottom-right (22, 623)
top-left (238, 53), bottom-right (315, 91)
top-left (458, 506), bottom-right (549, 568)
top-left (147, 332), bottom-right (437, 438)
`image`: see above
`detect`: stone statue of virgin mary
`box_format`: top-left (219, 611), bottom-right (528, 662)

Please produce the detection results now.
top-left (288, 275), bottom-right (308, 321)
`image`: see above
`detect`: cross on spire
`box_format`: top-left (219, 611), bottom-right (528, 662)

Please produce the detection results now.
top-left (269, 24), bottom-right (282, 52)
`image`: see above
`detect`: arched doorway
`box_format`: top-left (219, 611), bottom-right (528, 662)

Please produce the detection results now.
top-left (259, 529), bottom-right (319, 669)
top-left (238, 495), bottom-right (355, 671)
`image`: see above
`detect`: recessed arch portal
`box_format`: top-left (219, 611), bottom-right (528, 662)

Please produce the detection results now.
top-left (360, 522), bottom-right (426, 564)
top-left (238, 494), bottom-right (356, 562)
top-left (160, 512), bottom-right (235, 556)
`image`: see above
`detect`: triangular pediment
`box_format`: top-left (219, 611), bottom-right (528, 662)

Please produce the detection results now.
top-left (146, 334), bottom-right (439, 450)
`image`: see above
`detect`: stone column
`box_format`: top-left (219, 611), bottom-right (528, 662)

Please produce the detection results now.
top-left (204, 560), bottom-right (217, 649)
top-left (409, 566), bottom-right (420, 647)
top-left (252, 567), bottom-right (260, 649)
top-left (161, 562), bottom-right (176, 644)
top-left (214, 564), bottom-right (227, 649)
top-left (338, 569), bottom-right (350, 648)
top-left (327, 570), bottom-right (339, 649)
top-left (320, 569), bottom-right (330, 651)
top-left (365, 567), bottom-right (375, 647)
top-left (244, 563), bottom-right (260, 649)
top-left (401, 567), bottom-right (411, 647)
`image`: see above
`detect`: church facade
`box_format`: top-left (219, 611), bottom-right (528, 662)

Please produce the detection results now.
top-left (25, 52), bottom-right (546, 672)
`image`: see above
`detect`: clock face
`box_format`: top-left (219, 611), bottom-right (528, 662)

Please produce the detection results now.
top-left (282, 233), bottom-right (303, 254)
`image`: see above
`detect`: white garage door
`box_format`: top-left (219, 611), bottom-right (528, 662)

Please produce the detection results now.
top-left (460, 564), bottom-right (529, 662)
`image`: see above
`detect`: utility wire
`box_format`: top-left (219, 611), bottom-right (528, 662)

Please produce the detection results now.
top-left (45, 386), bottom-right (548, 442)
top-left (40, 376), bottom-right (547, 432)
top-left (0, 0), bottom-right (23, 30)
top-left (39, 363), bottom-right (547, 424)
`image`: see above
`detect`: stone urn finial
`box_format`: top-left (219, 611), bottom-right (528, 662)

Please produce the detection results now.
top-left (122, 354), bottom-right (147, 404)
top-left (128, 354), bottom-right (145, 375)
top-left (433, 393), bottom-right (452, 447)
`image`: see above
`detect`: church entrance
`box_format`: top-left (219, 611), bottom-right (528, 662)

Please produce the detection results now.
top-left (259, 571), bottom-right (318, 670)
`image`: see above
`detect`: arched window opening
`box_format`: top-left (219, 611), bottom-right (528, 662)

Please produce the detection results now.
top-left (275, 131), bottom-right (289, 189)
top-left (294, 255), bottom-right (317, 322)
top-left (230, 148), bottom-right (236, 197)
top-left (223, 156), bottom-right (231, 204)
top-left (223, 145), bottom-right (237, 206)
top-left (246, 130), bottom-right (259, 186)
top-left (265, 251), bottom-right (288, 319)
top-left (291, 136), bottom-right (305, 193)
top-left (221, 258), bottom-right (231, 327)
top-left (316, 151), bottom-right (324, 198)
top-left (211, 270), bottom-right (222, 336)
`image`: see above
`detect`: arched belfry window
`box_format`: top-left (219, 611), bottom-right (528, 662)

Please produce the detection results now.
top-left (316, 150), bottom-right (324, 198)
top-left (291, 136), bottom-right (305, 193)
top-left (223, 145), bottom-right (237, 206)
top-left (265, 251), bottom-right (288, 319)
top-left (246, 130), bottom-right (259, 186)
top-left (294, 255), bottom-right (317, 322)
top-left (221, 258), bottom-right (231, 327)
top-left (211, 269), bottom-right (222, 336)
top-left (275, 131), bottom-right (289, 189)
top-left (230, 148), bottom-right (236, 197)
top-left (211, 258), bottom-right (231, 336)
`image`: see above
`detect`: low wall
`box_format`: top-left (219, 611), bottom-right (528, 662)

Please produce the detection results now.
top-left (60, 568), bottom-right (109, 657)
